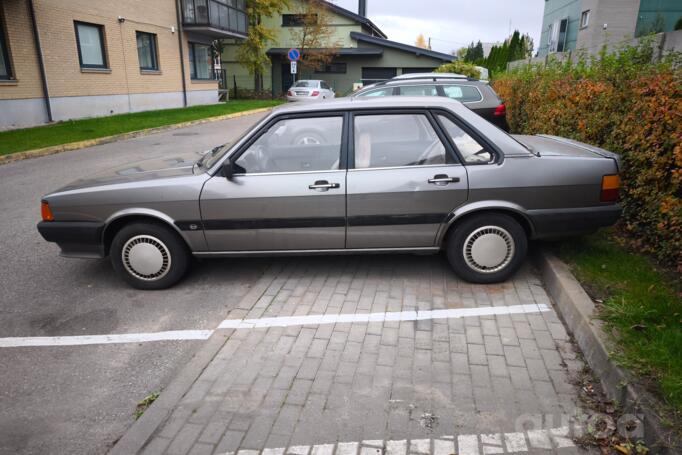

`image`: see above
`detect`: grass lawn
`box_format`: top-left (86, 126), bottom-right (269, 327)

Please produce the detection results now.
top-left (0, 99), bottom-right (283, 157)
top-left (553, 230), bottom-right (682, 415)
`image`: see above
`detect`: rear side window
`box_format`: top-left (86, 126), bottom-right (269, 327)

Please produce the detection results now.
top-left (398, 85), bottom-right (438, 96)
top-left (442, 85), bottom-right (483, 102)
top-left (437, 115), bottom-right (492, 164)
top-left (354, 114), bottom-right (450, 169)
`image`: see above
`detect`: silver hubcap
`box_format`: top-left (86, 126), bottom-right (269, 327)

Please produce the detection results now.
top-left (463, 226), bottom-right (515, 273)
top-left (122, 235), bottom-right (171, 281)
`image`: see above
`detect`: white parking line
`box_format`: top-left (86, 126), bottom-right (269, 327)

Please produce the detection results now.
top-left (0, 304), bottom-right (550, 348)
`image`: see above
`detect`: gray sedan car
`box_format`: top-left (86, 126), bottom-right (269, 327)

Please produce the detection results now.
top-left (38, 97), bottom-right (622, 289)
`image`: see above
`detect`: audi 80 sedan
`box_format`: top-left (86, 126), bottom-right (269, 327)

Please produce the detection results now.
top-left (38, 97), bottom-right (622, 290)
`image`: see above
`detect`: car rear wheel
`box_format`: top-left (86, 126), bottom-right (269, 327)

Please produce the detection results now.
top-left (110, 222), bottom-right (190, 290)
top-left (446, 213), bottom-right (527, 283)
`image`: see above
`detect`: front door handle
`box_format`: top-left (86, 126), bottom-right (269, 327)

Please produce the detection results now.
top-left (308, 180), bottom-right (340, 191)
top-left (428, 174), bottom-right (460, 185)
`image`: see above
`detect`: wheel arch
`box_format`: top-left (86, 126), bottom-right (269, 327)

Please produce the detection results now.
top-left (437, 202), bottom-right (535, 247)
top-left (102, 209), bottom-right (190, 255)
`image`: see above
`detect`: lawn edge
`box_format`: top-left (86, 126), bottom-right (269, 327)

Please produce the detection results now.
top-left (536, 248), bottom-right (681, 453)
top-left (108, 264), bottom-right (281, 455)
top-left (0, 106), bottom-right (275, 165)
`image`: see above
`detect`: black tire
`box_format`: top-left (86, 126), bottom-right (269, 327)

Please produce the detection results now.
top-left (110, 222), bottom-right (190, 290)
top-left (446, 213), bottom-right (527, 284)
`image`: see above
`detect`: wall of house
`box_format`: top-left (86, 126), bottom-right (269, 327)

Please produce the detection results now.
top-left (0, 0), bottom-right (220, 129)
top-left (577, 0), bottom-right (640, 53)
top-left (635, 0), bottom-right (682, 36)
top-left (538, 0), bottom-right (583, 57)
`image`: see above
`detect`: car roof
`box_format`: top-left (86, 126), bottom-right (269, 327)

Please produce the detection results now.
top-left (393, 72), bottom-right (468, 80)
top-left (272, 96), bottom-right (467, 114)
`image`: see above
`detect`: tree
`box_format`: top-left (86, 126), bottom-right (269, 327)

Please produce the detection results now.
top-left (454, 46), bottom-right (468, 59)
top-left (236, 0), bottom-right (289, 92)
top-left (289, 0), bottom-right (341, 74)
top-left (415, 33), bottom-right (428, 49)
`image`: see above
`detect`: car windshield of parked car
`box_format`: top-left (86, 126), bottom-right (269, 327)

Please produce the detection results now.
top-left (442, 85), bottom-right (483, 102)
top-left (233, 116), bottom-right (342, 174)
top-left (437, 115), bottom-right (491, 163)
top-left (354, 114), bottom-right (449, 168)
top-left (293, 81), bottom-right (317, 88)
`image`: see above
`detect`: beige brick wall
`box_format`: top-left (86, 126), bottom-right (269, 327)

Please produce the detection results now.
top-left (0, 0), bottom-right (216, 102)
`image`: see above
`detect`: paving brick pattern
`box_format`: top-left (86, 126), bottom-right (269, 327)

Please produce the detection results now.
top-left (142, 256), bottom-right (590, 455)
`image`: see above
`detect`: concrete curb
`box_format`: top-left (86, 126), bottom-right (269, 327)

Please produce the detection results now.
top-left (536, 249), bottom-right (680, 454)
top-left (109, 264), bottom-right (280, 455)
top-left (0, 107), bottom-right (275, 166)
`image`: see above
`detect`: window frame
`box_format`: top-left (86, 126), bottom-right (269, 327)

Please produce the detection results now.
top-left (315, 62), bottom-right (347, 74)
top-left (431, 108), bottom-right (503, 165)
top-left (348, 109), bottom-right (460, 171)
top-left (436, 84), bottom-right (484, 104)
top-left (136, 31), bottom-right (159, 72)
top-left (580, 10), bottom-right (590, 29)
top-left (0, 10), bottom-right (13, 80)
top-left (74, 21), bottom-right (108, 69)
top-left (189, 41), bottom-right (214, 80)
top-left (220, 112), bottom-right (349, 177)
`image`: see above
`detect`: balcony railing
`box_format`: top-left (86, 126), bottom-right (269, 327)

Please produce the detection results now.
top-left (182, 0), bottom-right (248, 38)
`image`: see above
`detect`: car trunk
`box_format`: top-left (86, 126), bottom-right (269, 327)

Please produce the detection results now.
top-left (512, 134), bottom-right (621, 169)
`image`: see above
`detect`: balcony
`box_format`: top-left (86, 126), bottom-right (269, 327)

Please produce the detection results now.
top-left (182, 0), bottom-right (248, 39)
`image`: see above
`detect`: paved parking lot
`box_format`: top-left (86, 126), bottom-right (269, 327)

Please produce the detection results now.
top-left (0, 113), bottom-right (593, 455)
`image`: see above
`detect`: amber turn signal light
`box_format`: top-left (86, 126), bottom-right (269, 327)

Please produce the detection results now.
top-left (41, 200), bottom-right (54, 221)
top-left (600, 175), bottom-right (620, 203)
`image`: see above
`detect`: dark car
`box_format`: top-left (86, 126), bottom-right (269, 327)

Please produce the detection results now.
top-left (352, 73), bottom-right (509, 130)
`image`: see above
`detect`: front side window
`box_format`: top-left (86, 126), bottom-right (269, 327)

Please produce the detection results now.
top-left (136, 32), bottom-right (158, 71)
top-left (438, 115), bottom-right (491, 164)
top-left (354, 114), bottom-right (448, 169)
top-left (442, 85), bottom-right (483, 102)
top-left (358, 87), bottom-right (394, 97)
top-left (397, 85), bottom-right (438, 96)
top-left (189, 42), bottom-right (212, 80)
top-left (235, 116), bottom-right (343, 174)
top-left (75, 21), bottom-right (107, 68)
top-left (0, 17), bottom-right (11, 79)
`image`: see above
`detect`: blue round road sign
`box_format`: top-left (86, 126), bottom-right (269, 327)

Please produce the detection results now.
top-left (287, 48), bottom-right (300, 61)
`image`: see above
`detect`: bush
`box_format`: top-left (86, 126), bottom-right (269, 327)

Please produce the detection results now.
top-left (435, 61), bottom-right (481, 79)
top-left (493, 42), bottom-right (682, 271)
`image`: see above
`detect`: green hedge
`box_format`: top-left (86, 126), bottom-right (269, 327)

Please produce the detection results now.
top-left (493, 43), bottom-right (682, 272)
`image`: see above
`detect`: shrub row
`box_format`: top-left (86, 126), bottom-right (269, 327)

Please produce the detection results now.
top-left (493, 43), bottom-right (682, 271)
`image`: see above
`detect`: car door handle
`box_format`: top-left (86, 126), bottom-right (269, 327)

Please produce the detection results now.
top-left (308, 180), bottom-right (340, 191)
top-left (428, 174), bottom-right (460, 185)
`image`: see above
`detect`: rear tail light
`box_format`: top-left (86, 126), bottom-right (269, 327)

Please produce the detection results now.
top-left (287, 90), bottom-right (294, 96)
top-left (311, 90), bottom-right (320, 97)
top-left (494, 103), bottom-right (506, 116)
top-left (41, 200), bottom-right (54, 221)
top-left (600, 175), bottom-right (620, 202)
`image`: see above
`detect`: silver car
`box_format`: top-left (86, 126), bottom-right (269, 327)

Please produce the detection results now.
top-left (37, 97), bottom-right (622, 290)
top-left (286, 80), bottom-right (335, 102)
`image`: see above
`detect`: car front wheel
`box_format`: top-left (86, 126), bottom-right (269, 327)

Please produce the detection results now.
top-left (110, 222), bottom-right (190, 290)
top-left (446, 213), bottom-right (527, 283)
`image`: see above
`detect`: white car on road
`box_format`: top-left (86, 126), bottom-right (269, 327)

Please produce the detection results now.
top-left (286, 80), bottom-right (335, 102)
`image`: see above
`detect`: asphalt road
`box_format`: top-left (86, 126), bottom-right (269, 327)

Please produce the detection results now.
top-left (0, 113), bottom-right (271, 454)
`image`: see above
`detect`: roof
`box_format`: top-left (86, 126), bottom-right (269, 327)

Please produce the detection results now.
top-left (267, 47), bottom-right (383, 57)
top-left (350, 32), bottom-right (456, 62)
top-left (323, 2), bottom-right (387, 39)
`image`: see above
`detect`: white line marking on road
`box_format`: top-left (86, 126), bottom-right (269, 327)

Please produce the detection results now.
top-left (0, 330), bottom-right (213, 347)
top-left (457, 434), bottom-right (479, 455)
top-left (503, 432), bottom-right (528, 452)
top-left (218, 304), bottom-right (551, 329)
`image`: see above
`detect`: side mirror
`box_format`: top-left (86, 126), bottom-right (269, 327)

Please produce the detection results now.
top-left (222, 161), bottom-right (235, 180)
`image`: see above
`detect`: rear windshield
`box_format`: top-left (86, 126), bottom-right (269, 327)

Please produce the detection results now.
top-left (441, 84), bottom-right (483, 102)
top-left (294, 81), bottom-right (317, 88)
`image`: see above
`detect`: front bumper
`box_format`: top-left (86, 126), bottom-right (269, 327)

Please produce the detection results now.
top-left (527, 204), bottom-right (622, 239)
top-left (37, 221), bottom-right (106, 258)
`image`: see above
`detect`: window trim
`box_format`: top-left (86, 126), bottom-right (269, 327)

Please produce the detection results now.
top-left (188, 41), bottom-right (214, 80)
top-left (136, 31), bottom-right (159, 72)
top-left (348, 109), bottom-right (460, 171)
top-left (431, 108), bottom-right (503, 165)
top-left (580, 10), bottom-right (590, 29)
top-left (0, 9), bottom-right (13, 80)
top-left (74, 21), bottom-right (108, 69)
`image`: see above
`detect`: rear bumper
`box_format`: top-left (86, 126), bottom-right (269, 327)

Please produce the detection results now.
top-left (528, 205), bottom-right (622, 239)
top-left (37, 221), bottom-right (106, 258)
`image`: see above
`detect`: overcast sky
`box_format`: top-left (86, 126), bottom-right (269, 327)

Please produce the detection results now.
top-left (332, 0), bottom-right (545, 55)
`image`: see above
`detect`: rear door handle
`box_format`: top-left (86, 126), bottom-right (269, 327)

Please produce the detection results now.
top-left (308, 180), bottom-right (340, 191)
top-left (428, 174), bottom-right (460, 185)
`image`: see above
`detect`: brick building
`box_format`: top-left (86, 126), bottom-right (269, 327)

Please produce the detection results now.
top-left (0, 0), bottom-right (247, 129)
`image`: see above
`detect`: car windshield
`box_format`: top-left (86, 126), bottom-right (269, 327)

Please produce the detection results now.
top-left (293, 81), bottom-right (317, 88)
top-left (198, 127), bottom-right (253, 170)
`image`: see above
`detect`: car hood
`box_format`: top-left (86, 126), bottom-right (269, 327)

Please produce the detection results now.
top-left (53, 151), bottom-right (205, 193)
top-left (512, 134), bottom-right (621, 168)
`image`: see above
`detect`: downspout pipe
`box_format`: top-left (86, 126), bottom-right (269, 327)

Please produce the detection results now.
top-left (175, 0), bottom-right (188, 107)
top-left (27, 0), bottom-right (52, 122)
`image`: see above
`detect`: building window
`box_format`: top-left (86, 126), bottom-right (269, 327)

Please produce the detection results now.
top-left (0, 16), bottom-right (12, 80)
top-left (315, 62), bottom-right (347, 74)
top-left (580, 10), bottom-right (590, 28)
top-left (189, 42), bottom-right (213, 80)
top-left (282, 14), bottom-right (316, 26)
top-left (74, 21), bottom-right (107, 69)
top-left (136, 32), bottom-right (159, 71)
